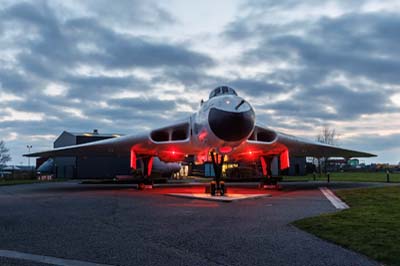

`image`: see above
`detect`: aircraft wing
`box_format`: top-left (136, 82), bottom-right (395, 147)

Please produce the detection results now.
top-left (24, 133), bottom-right (149, 158)
top-left (276, 132), bottom-right (376, 158)
top-left (230, 124), bottom-right (376, 161)
top-left (24, 119), bottom-right (198, 161)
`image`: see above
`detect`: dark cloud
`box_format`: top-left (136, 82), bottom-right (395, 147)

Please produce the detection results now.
top-left (63, 18), bottom-right (214, 69)
top-left (155, 67), bottom-right (215, 88)
top-left (302, 85), bottom-right (394, 116)
top-left (255, 84), bottom-right (397, 122)
top-left (231, 12), bottom-right (400, 85)
top-left (0, 2), bottom-right (214, 81)
top-left (76, 0), bottom-right (176, 28)
top-left (107, 98), bottom-right (176, 111)
top-left (86, 98), bottom-right (178, 124)
top-left (64, 75), bottom-right (144, 99)
top-left (229, 79), bottom-right (287, 97)
top-left (0, 70), bottom-right (33, 93)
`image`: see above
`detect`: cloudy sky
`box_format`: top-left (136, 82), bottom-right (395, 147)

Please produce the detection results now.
top-left (1, 0), bottom-right (399, 165)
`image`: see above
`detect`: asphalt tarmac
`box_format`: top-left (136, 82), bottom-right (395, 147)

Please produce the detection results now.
top-left (0, 181), bottom-right (384, 266)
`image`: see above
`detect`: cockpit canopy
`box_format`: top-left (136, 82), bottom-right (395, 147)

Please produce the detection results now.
top-left (209, 86), bottom-right (238, 99)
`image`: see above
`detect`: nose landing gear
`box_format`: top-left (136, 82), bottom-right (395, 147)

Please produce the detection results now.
top-left (206, 152), bottom-right (227, 196)
top-left (208, 180), bottom-right (226, 196)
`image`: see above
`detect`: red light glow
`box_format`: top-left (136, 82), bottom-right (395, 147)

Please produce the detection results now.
top-left (130, 149), bottom-right (137, 169)
top-left (240, 150), bottom-right (263, 161)
top-left (280, 149), bottom-right (290, 170)
top-left (147, 157), bottom-right (154, 176)
top-left (260, 157), bottom-right (267, 176)
top-left (219, 146), bottom-right (232, 153)
top-left (198, 130), bottom-right (208, 142)
top-left (159, 149), bottom-right (186, 162)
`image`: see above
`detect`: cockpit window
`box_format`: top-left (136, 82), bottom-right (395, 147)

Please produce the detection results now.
top-left (229, 87), bottom-right (238, 95)
top-left (209, 86), bottom-right (237, 99)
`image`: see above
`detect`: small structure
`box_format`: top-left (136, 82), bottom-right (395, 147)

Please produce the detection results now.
top-left (0, 165), bottom-right (35, 179)
top-left (348, 159), bottom-right (360, 167)
top-left (38, 130), bottom-right (130, 179)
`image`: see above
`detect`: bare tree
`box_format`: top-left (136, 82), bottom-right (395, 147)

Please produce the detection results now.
top-left (0, 140), bottom-right (11, 170)
top-left (316, 126), bottom-right (338, 146)
top-left (316, 126), bottom-right (338, 174)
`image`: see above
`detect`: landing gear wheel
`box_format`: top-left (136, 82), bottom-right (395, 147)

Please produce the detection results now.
top-left (220, 181), bottom-right (225, 196)
top-left (138, 183), bottom-right (145, 190)
top-left (210, 181), bottom-right (216, 196)
top-left (259, 177), bottom-right (282, 190)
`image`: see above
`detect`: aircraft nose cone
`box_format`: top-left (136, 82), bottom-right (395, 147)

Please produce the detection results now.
top-left (208, 107), bottom-right (255, 142)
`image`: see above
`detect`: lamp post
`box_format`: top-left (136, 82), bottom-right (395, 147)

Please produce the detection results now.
top-left (27, 145), bottom-right (33, 179)
top-left (27, 145), bottom-right (32, 168)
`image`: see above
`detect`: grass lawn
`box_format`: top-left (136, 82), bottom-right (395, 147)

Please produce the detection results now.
top-left (293, 186), bottom-right (400, 266)
top-left (0, 179), bottom-right (67, 186)
top-left (283, 172), bottom-right (400, 183)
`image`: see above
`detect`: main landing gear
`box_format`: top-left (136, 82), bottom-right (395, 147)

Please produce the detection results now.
top-left (259, 177), bottom-right (282, 190)
top-left (137, 156), bottom-right (154, 190)
top-left (205, 152), bottom-right (227, 196)
top-left (259, 156), bottom-right (282, 190)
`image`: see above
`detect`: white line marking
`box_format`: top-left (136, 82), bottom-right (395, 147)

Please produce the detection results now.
top-left (0, 249), bottom-right (114, 266)
top-left (319, 187), bottom-right (349, 209)
top-left (167, 193), bottom-right (271, 202)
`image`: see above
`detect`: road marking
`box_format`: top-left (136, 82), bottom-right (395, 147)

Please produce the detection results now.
top-left (0, 249), bottom-right (114, 266)
top-left (319, 187), bottom-right (349, 209)
top-left (167, 193), bottom-right (271, 202)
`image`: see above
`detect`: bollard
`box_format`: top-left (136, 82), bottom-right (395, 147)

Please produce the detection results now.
top-left (327, 172), bottom-right (330, 183)
top-left (386, 170), bottom-right (390, 183)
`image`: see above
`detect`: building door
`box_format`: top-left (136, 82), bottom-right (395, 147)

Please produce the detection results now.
top-left (295, 164), bottom-right (300, 176)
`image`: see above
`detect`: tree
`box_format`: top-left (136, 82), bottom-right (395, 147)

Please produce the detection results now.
top-left (315, 126), bottom-right (339, 174)
top-left (0, 140), bottom-right (11, 170)
top-left (316, 126), bottom-right (338, 146)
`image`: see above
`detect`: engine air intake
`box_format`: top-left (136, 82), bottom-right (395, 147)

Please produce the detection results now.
top-left (150, 123), bottom-right (190, 142)
top-left (248, 126), bottom-right (278, 143)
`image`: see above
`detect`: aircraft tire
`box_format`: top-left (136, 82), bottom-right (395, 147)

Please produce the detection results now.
top-left (138, 183), bottom-right (145, 190)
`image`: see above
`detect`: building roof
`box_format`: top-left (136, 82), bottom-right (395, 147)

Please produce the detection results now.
top-left (2, 165), bottom-right (35, 171)
top-left (66, 130), bottom-right (124, 138)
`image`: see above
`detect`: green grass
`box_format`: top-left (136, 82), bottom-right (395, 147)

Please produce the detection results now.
top-left (283, 172), bottom-right (400, 183)
top-left (0, 179), bottom-right (67, 186)
top-left (294, 186), bottom-right (400, 266)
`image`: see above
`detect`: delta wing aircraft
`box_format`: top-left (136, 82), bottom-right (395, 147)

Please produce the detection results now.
top-left (26, 86), bottom-right (375, 195)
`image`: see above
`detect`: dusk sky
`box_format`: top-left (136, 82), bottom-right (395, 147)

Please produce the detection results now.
top-left (0, 0), bottom-right (399, 165)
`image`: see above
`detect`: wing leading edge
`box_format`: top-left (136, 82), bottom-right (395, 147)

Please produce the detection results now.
top-left (276, 132), bottom-right (376, 158)
top-left (24, 119), bottom-right (197, 159)
top-left (24, 133), bottom-right (150, 158)
top-left (230, 125), bottom-right (376, 161)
